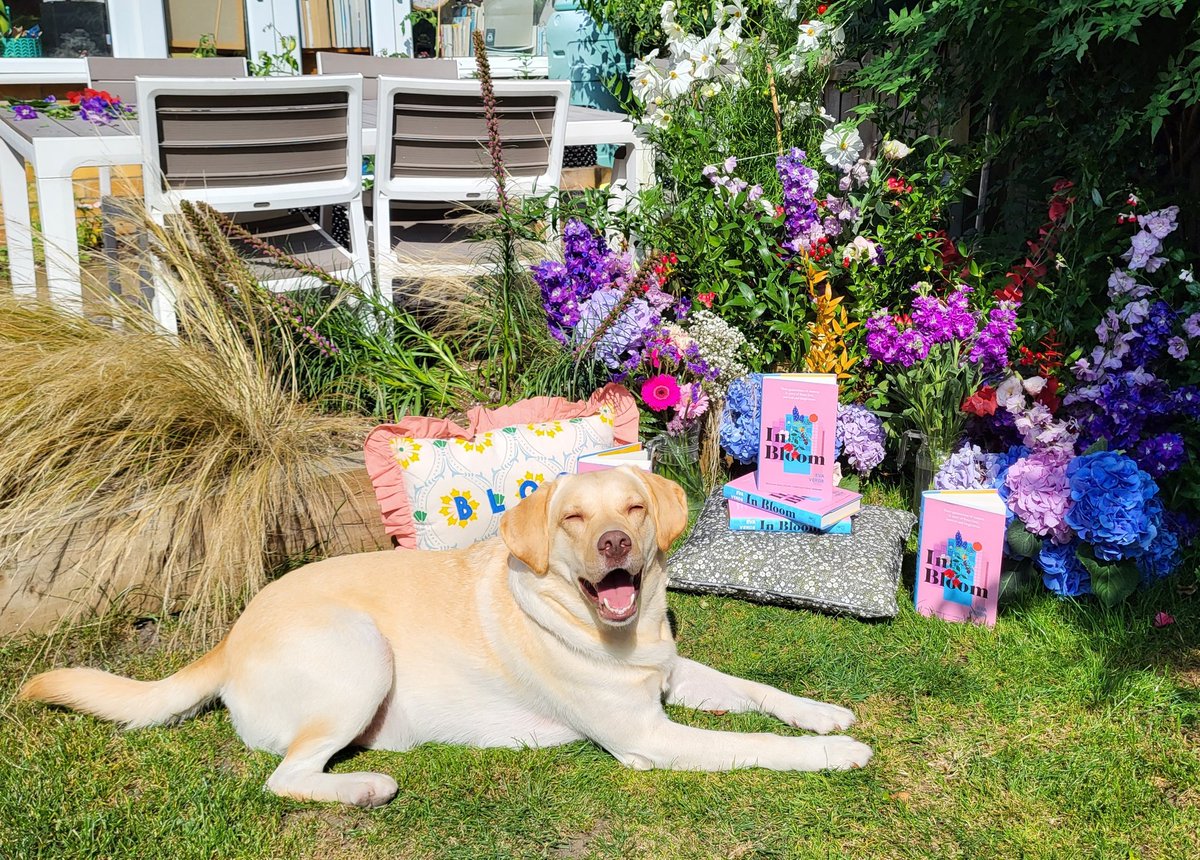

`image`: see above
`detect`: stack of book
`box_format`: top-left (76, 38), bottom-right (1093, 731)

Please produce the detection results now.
top-left (721, 373), bottom-right (861, 535)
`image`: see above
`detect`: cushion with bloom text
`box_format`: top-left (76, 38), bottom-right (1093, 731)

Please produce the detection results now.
top-left (363, 385), bottom-right (639, 551)
top-left (669, 491), bottom-right (916, 619)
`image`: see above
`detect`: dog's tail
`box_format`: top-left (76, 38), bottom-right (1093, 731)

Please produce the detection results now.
top-left (18, 640), bottom-right (228, 729)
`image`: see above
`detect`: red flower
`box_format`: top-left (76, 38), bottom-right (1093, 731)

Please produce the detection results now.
top-left (962, 386), bottom-right (998, 417)
top-left (995, 283), bottom-right (1023, 303)
top-left (817, 3), bottom-right (828, 13)
top-left (1051, 179), bottom-right (1074, 193)
top-left (641, 374), bottom-right (681, 411)
top-left (1034, 376), bottom-right (1061, 413)
top-left (1153, 611), bottom-right (1175, 629)
top-left (696, 291), bottom-right (715, 308)
top-left (1048, 196), bottom-right (1074, 222)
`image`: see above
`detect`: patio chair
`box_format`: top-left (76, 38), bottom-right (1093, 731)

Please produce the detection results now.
top-left (373, 76), bottom-right (570, 286)
top-left (86, 57), bottom-right (248, 107)
top-left (136, 74), bottom-right (370, 331)
top-left (314, 53), bottom-right (457, 101)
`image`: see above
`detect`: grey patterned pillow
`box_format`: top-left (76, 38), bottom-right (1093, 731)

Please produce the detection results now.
top-left (668, 492), bottom-right (916, 619)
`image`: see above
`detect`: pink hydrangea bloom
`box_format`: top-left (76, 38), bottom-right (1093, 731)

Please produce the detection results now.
top-left (1005, 451), bottom-right (1074, 544)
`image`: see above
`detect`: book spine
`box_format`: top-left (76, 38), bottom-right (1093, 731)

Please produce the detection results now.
top-left (722, 485), bottom-right (825, 529)
top-left (728, 516), bottom-right (852, 535)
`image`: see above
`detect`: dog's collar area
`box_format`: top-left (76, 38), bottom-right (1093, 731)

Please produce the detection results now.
top-left (578, 568), bottom-right (641, 623)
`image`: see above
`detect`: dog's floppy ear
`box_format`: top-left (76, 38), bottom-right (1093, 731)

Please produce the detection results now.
top-left (500, 479), bottom-right (556, 575)
top-left (632, 469), bottom-right (689, 553)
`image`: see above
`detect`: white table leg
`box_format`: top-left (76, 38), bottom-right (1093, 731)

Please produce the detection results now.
top-left (0, 140), bottom-right (37, 293)
top-left (34, 172), bottom-right (83, 315)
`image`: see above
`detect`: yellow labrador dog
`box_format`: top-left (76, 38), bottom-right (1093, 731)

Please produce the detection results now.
top-left (20, 468), bottom-right (871, 807)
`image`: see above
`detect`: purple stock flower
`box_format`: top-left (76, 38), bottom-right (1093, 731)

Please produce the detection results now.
top-left (969, 302), bottom-right (1018, 373)
top-left (775, 148), bottom-right (822, 252)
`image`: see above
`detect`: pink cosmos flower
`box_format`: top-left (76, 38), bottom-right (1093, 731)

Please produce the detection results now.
top-left (641, 374), bottom-right (681, 411)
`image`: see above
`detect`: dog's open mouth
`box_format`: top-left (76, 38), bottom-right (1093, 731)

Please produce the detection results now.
top-left (579, 569), bottom-right (641, 623)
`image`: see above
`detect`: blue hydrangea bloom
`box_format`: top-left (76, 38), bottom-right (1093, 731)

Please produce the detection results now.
top-left (1038, 539), bottom-right (1092, 598)
top-left (719, 373), bottom-right (764, 464)
top-left (1137, 498), bottom-right (1180, 584)
top-left (1064, 451), bottom-right (1159, 561)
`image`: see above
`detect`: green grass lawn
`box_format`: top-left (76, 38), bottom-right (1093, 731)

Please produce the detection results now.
top-left (3, 575), bottom-right (1197, 860)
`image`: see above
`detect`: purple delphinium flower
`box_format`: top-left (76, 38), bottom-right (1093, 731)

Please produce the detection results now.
top-left (775, 147), bottom-right (822, 253)
top-left (1168, 336), bottom-right (1189, 360)
top-left (533, 219), bottom-right (631, 343)
top-left (1123, 231), bottom-right (1162, 270)
top-left (1137, 205), bottom-right (1179, 239)
top-left (12, 104), bottom-right (38, 120)
top-left (1183, 312), bottom-right (1200, 339)
top-left (1133, 432), bottom-right (1187, 478)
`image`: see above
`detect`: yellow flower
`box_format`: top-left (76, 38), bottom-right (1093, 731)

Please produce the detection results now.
top-left (597, 404), bottom-right (614, 426)
top-left (439, 489), bottom-right (478, 528)
top-left (454, 433), bottom-right (494, 454)
top-left (389, 437), bottom-right (421, 469)
top-left (529, 420), bottom-right (563, 438)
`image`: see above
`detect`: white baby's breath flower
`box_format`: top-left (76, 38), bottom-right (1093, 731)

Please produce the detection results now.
top-left (881, 139), bottom-right (911, 160)
top-left (820, 124), bottom-right (864, 170)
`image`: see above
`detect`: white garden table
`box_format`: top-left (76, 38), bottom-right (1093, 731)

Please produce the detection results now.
top-left (0, 94), bottom-right (648, 312)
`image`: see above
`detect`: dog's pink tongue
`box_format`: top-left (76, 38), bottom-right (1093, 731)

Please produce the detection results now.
top-left (597, 570), bottom-right (636, 608)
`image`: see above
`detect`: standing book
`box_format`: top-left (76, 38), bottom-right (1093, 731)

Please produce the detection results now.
top-left (914, 490), bottom-right (1007, 627)
top-left (757, 373), bottom-right (838, 501)
top-left (722, 472), bottom-right (861, 531)
top-left (726, 499), bottom-right (853, 534)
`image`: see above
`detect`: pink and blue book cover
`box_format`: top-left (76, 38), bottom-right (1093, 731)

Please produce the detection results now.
top-left (757, 373), bottom-right (838, 502)
top-left (914, 490), bottom-right (1007, 627)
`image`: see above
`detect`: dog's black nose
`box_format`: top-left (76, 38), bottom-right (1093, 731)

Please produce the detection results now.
top-left (598, 530), bottom-right (631, 560)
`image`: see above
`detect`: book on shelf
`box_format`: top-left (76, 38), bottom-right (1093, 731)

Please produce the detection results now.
top-left (722, 472), bottom-right (861, 531)
top-left (914, 490), bottom-right (1006, 627)
top-left (726, 498), bottom-right (852, 534)
top-left (757, 373), bottom-right (839, 501)
top-left (576, 443), bottom-right (652, 474)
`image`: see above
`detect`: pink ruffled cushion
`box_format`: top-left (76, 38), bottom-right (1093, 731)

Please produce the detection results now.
top-left (364, 384), bottom-right (639, 549)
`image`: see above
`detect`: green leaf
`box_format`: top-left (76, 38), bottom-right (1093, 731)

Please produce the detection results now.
top-left (1077, 550), bottom-right (1139, 607)
top-left (1082, 438), bottom-right (1107, 455)
top-left (1006, 519), bottom-right (1042, 559)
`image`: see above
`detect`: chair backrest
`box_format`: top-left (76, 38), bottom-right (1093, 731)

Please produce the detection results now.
top-left (136, 74), bottom-right (363, 216)
top-left (315, 52), bottom-right (457, 101)
top-left (87, 57), bottom-right (248, 105)
top-left (374, 76), bottom-right (570, 202)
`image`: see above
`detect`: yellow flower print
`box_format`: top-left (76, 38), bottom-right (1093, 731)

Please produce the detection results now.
top-left (389, 437), bottom-right (421, 469)
top-left (528, 420), bottom-right (563, 438)
top-left (454, 433), bottom-right (494, 454)
top-left (439, 489), bottom-right (479, 528)
top-left (597, 403), bottom-right (614, 426)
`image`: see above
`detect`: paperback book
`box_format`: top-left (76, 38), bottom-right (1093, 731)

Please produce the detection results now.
top-left (722, 472), bottom-right (861, 531)
top-left (576, 443), bottom-right (652, 473)
top-left (914, 490), bottom-right (1007, 627)
top-left (757, 373), bottom-right (838, 501)
top-left (726, 499), bottom-right (852, 534)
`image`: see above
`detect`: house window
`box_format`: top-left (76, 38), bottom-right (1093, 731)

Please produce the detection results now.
top-left (163, 0), bottom-right (246, 57)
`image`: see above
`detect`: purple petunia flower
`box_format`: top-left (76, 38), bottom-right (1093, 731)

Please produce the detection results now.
top-left (12, 104), bottom-right (38, 120)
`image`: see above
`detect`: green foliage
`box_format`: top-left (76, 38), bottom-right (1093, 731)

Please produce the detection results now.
top-left (848, 0), bottom-right (1200, 249)
top-left (248, 26), bottom-right (300, 77)
top-left (191, 33), bottom-right (217, 58)
top-left (1078, 549), bottom-right (1141, 607)
top-left (1006, 519), bottom-right (1042, 560)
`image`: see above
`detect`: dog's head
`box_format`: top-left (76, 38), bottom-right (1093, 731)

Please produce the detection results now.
top-left (499, 467), bottom-right (688, 628)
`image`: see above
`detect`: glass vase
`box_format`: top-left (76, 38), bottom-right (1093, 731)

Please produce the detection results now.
top-left (907, 431), bottom-right (950, 514)
top-left (648, 430), bottom-right (705, 517)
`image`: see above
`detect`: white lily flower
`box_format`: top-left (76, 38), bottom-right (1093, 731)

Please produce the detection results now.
top-left (820, 124), bottom-right (864, 170)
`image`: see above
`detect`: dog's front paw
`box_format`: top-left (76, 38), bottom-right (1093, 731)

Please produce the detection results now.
top-left (777, 697), bottom-right (857, 734)
top-left (817, 736), bottom-right (873, 770)
top-left (336, 772), bottom-right (399, 808)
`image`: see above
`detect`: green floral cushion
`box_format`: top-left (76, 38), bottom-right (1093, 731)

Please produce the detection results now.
top-left (668, 491), bottom-right (916, 619)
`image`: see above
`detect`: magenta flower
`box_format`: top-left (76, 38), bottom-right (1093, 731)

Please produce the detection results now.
top-left (641, 374), bottom-right (681, 411)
